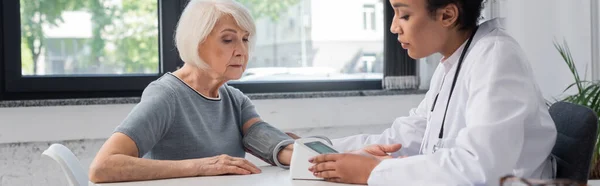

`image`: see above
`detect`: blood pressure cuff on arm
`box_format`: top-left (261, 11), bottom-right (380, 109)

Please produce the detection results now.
top-left (242, 121), bottom-right (293, 168)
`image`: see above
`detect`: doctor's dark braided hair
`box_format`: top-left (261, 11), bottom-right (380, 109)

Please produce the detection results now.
top-left (426, 0), bottom-right (485, 30)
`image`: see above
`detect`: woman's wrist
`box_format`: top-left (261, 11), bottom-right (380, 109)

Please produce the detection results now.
top-left (273, 139), bottom-right (295, 169)
top-left (277, 144), bottom-right (294, 165)
top-left (183, 158), bottom-right (208, 177)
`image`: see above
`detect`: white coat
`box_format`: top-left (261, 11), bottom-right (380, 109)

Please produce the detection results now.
top-left (332, 18), bottom-right (557, 186)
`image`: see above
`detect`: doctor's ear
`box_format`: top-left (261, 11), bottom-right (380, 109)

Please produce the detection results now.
top-left (437, 3), bottom-right (460, 28)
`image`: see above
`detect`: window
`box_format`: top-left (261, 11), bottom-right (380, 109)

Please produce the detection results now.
top-left (20, 1), bottom-right (159, 76)
top-left (1, 0), bottom-right (182, 100)
top-left (0, 0), bottom-right (416, 100)
top-left (235, 0), bottom-right (384, 84)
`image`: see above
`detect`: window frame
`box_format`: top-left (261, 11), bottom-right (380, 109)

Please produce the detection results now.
top-left (0, 0), bottom-right (399, 101)
top-left (363, 4), bottom-right (376, 31)
top-left (1, 0), bottom-right (187, 100)
top-left (382, 0), bottom-right (417, 87)
top-left (0, 0), bottom-right (4, 101)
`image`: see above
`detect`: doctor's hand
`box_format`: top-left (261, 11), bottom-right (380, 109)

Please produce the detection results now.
top-left (351, 144), bottom-right (402, 160)
top-left (308, 153), bottom-right (380, 184)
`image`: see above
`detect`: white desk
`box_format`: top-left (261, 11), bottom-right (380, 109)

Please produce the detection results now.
top-left (91, 165), bottom-right (600, 186)
top-left (92, 166), bottom-right (362, 186)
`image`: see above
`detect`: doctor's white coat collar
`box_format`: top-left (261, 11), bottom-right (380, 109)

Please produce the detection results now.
top-left (441, 18), bottom-right (506, 73)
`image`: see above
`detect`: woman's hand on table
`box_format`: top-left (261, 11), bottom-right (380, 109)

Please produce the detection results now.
top-left (191, 154), bottom-right (262, 176)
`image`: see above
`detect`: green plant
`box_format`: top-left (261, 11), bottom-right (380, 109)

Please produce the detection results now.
top-left (554, 40), bottom-right (600, 178)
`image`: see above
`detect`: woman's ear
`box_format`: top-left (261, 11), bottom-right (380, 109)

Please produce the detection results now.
top-left (437, 3), bottom-right (460, 28)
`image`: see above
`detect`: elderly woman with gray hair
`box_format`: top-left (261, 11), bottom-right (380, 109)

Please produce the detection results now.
top-left (88, 0), bottom-right (301, 183)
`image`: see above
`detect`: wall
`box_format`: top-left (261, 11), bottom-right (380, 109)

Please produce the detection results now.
top-left (504, 0), bottom-right (594, 100)
top-left (0, 95), bottom-right (423, 143)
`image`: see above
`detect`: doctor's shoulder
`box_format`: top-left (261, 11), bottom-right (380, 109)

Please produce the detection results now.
top-left (467, 32), bottom-right (531, 73)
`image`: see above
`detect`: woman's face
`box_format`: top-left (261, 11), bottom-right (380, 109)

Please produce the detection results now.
top-left (198, 15), bottom-right (250, 80)
top-left (389, 0), bottom-right (450, 59)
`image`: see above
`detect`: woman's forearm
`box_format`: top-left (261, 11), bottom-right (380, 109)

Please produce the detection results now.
top-left (89, 154), bottom-right (197, 183)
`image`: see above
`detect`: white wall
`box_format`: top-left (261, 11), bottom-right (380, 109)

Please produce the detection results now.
top-left (0, 95), bottom-right (424, 144)
top-left (504, 0), bottom-right (593, 100)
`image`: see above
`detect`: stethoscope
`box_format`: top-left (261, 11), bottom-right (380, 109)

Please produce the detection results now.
top-left (420, 26), bottom-right (479, 154)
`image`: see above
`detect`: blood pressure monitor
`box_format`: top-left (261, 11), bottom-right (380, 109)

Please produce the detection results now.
top-left (289, 138), bottom-right (338, 180)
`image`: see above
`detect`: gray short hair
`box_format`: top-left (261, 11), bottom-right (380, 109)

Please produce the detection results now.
top-left (175, 0), bottom-right (256, 69)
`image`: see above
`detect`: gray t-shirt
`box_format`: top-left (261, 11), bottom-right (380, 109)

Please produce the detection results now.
top-left (114, 73), bottom-right (260, 160)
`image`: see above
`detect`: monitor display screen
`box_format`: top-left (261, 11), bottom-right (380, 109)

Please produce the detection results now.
top-left (304, 141), bottom-right (338, 154)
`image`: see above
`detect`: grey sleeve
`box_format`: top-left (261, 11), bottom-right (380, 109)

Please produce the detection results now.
top-left (228, 86), bottom-right (260, 127)
top-left (114, 83), bottom-right (174, 157)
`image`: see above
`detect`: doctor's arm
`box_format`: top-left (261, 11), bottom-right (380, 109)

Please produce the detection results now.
top-left (331, 96), bottom-right (429, 156)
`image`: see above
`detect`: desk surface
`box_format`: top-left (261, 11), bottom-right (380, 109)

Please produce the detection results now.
top-left (92, 166), bottom-right (361, 186)
top-left (91, 166), bottom-right (600, 186)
